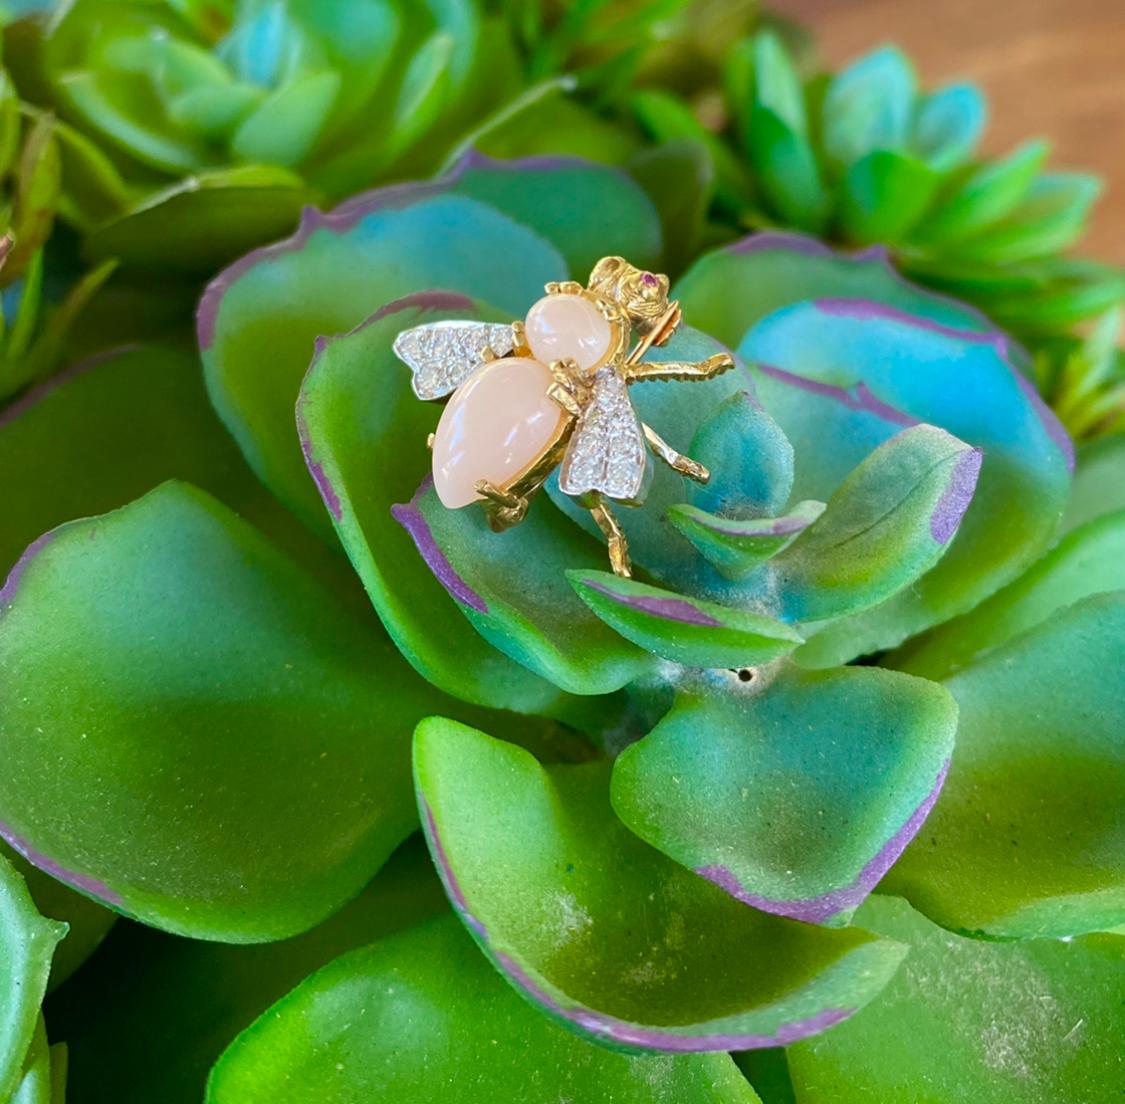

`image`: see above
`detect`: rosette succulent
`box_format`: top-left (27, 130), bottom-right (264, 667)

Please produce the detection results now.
top-left (1, 151), bottom-right (1122, 1103)
top-left (633, 34), bottom-right (1125, 376)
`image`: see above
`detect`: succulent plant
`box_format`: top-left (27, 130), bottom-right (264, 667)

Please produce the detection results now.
top-left (632, 34), bottom-right (1125, 372)
top-left (3, 0), bottom-right (562, 275)
top-left (0, 153), bottom-right (1122, 1103)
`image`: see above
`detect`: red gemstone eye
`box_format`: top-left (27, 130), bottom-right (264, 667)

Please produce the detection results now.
top-left (641, 273), bottom-right (657, 288)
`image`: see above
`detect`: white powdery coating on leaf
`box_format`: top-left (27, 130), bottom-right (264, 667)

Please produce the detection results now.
top-left (560, 368), bottom-right (647, 501)
top-left (394, 321), bottom-right (516, 399)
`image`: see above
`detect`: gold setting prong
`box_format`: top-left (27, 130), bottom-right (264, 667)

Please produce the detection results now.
top-left (426, 432), bottom-right (435, 451)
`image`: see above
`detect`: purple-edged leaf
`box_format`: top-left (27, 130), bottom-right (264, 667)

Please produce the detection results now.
top-left (667, 500), bottom-right (825, 580)
top-left (547, 328), bottom-right (771, 603)
top-left (567, 570), bottom-right (804, 669)
top-left (207, 915), bottom-right (761, 1104)
top-left (399, 483), bottom-right (654, 697)
top-left (742, 302), bottom-right (1072, 664)
top-left (894, 509), bottom-right (1125, 680)
top-left (200, 190), bottom-right (566, 531)
top-left (788, 895), bottom-right (1125, 1104)
top-left (0, 345), bottom-right (353, 601)
top-left (332, 150), bottom-right (663, 278)
top-left (674, 232), bottom-right (994, 352)
top-left (883, 593), bottom-right (1125, 939)
top-left (415, 718), bottom-right (906, 1054)
top-left (297, 293), bottom-right (580, 717)
top-left (0, 853), bottom-right (65, 1100)
top-left (687, 390), bottom-right (795, 518)
top-left (774, 425), bottom-right (982, 623)
top-left (0, 482), bottom-right (536, 942)
top-left (611, 667), bottom-right (955, 928)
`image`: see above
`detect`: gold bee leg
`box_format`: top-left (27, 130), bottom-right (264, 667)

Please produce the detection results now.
top-left (475, 480), bottom-right (529, 531)
top-left (545, 280), bottom-right (586, 296)
top-left (642, 424), bottom-right (710, 484)
top-left (589, 497), bottom-right (632, 578)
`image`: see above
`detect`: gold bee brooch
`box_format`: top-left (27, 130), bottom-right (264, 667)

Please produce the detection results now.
top-left (392, 256), bottom-right (734, 577)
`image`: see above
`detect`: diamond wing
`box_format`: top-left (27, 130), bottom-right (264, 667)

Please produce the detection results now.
top-left (559, 369), bottom-right (650, 502)
top-left (393, 320), bottom-right (518, 400)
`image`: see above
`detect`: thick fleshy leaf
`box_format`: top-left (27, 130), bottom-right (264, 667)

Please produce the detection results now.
top-left (774, 425), bottom-right (982, 623)
top-left (742, 301), bottom-right (1072, 664)
top-left (9, 1017), bottom-right (51, 1104)
top-left (200, 174), bottom-right (573, 528)
top-left (298, 291), bottom-right (604, 715)
top-left (207, 915), bottom-right (761, 1104)
top-left (838, 150), bottom-right (940, 244)
top-left (821, 47), bottom-right (915, 167)
top-left (749, 105), bottom-right (829, 234)
top-left (0, 344), bottom-right (354, 601)
top-left (1062, 434), bottom-right (1125, 533)
top-left (675, 233), bottom-right (993, 352)
top-left (332, 150), bottom-right (663, 283)
top-left (415, 717), bottom-right (906, 1053)
top-left (547, 329), bottom-right (770, 603)
top-left (85, 165), bottom-right (311, 275)
top-left (910, 83), bottom-right (985, 172)
top-left (47, 838), bottom-right (449, 1104)
top-left (949, 172), bottom-right (1101, 264)
top-left (788, 895), bottom-right (1125, 1104)
top-left (0, 481), bottom-right (503, 942)
top-left (0, 843), bottom-right (114, 990)
top-left (668, 501), bottom-right (825, 580)
top-left (612, 668), bottom-right (955, 927)
top-left (568, 570), bottom-right (804, 669)
top-left (910, 139), bottom-right (1047, 244)
top-left (687, 390), bottom-right (794, 518)
top-left (893, 509), bottom-right (1125, 679)
top-left (230, 70), bottom-right (341, 167)
top-left (883, 593), bottom-right (1125, 938)
top-left (0, 853), bottom-right (64, 1101)
top-left (400, 480), bottom-right (654, 696)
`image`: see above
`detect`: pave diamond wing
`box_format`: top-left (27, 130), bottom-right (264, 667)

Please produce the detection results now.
top-left (559, 368), bottom-right (650, 502)
top-left (393, 320), bottom-right (518, 400)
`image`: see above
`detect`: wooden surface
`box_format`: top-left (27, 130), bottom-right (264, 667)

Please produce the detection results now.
top-left (777, 0), bottom-right (1125, 262)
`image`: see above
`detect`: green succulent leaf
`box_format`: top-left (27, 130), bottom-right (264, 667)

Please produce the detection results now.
top-left (894, 508), bottom-right (1125, 680)
top-left (837, 149), bottom-right (940, 244)
top-left (8, 1016), bottom-right (52, 1104)
top-left (207, 915), bottom-right (762, 1104)
top-left (775, 425), bottom-right (981, 623)
top-left (47, 837), bottom-right (450, 1104)
top-left (567, 569), bottom-right (804, 669)
top-left (0, 480), bottom-right (487, 942)
top-left (1062, 434), bottom-right (1125, 533)
top-left (667, 500), bottom-right (825, 580)
top-left (612, 667), bottom-right (956, 927)
top-left (883, 593), bottom-right (1125, 938)
top-left (741, 300), bottom-right (1072, 664)
top-left (546, 328), bottom-right (766, 601)
top-left (297, 290), bottom-right (630, 713)
top-left (909, 82), bottom-right (985, 172)
top-left (909, 139), bottom-right (1048, 244)
top-left (0, 853), bottom-right (65, 1100)
top-left (84, 164), bottom-right (310, 275)
top-left (0, 842), bottom-right (115, 990)
top-left (229, 69), bottom-right (341, 166)
top-left (0, 343), bottom-right (350, 596)
top-left (415, 717), bottom-right (907, 1053)
top-left (821, 46), bottom-right (916, 167)
top-left (788, 895), bottom-right (1125, 1104)
top-left (688, 389), bottom-right (795, 518)
top-left (947, 172), bottom-right (1102, 265)
top-left (674, 232), bottom-right (992, 351)
top-left (402, 480), bottom-right (655, 697)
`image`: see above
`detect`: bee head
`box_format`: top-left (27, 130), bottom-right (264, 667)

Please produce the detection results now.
top-left (588, 257), bottom-right (670, 333)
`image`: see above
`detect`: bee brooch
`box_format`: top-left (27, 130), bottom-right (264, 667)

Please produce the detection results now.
top-left (392, 256), bottom-right (734, 578)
